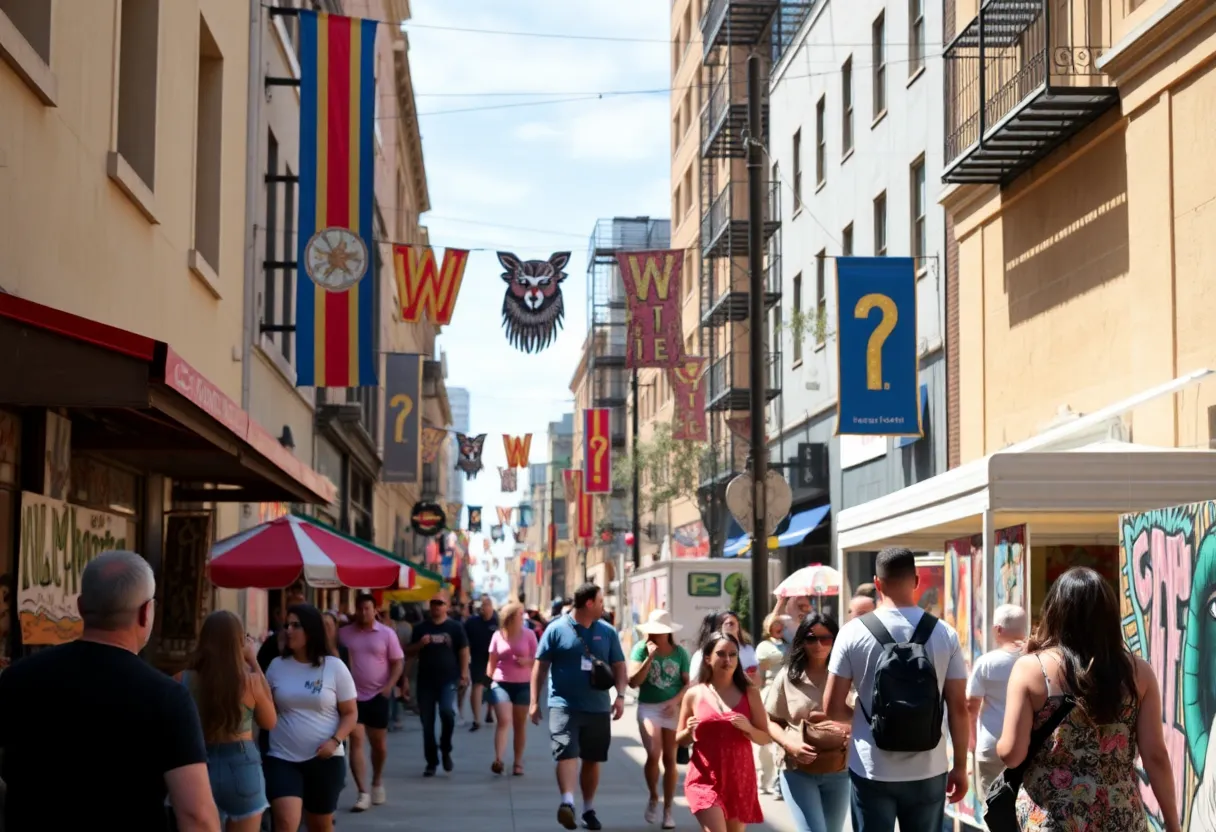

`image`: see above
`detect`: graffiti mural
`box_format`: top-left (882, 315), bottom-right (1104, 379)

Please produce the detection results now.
top-left (993, 524), bottom-right (1026, 610)
top-left (1120, 502), bottom-right (1216, 831)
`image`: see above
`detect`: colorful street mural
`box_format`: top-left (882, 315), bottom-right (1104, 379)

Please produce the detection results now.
top-left (913, 561), bottom-right (944, 618)
top-left (671, 520), bottom-right (710, 559)
top-left (627, 572), bottom-right (670, 654)
top-left (993, 524), bottom-right (1026, 609)
top-left (1120, 502), bottom-right (1216, 831)
top-left (944, 535), bottom-right (984, 825)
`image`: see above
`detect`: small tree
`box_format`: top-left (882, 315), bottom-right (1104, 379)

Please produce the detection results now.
top-left (729, 575), bottom-right (751, 635)
top-left (614, 423), bottom-right (706, 516)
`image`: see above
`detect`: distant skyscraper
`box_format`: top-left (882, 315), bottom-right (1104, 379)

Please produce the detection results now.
top-left (447, 387), bottom-right (470, 508)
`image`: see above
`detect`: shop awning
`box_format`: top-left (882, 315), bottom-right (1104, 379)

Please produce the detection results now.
top-left (724, 504), bottom-right (831, 557)
top-left (0, 294), bottom-right (336, 505)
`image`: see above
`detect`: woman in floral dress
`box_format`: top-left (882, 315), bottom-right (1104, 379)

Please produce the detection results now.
top-left (996, 567), bottom-right (1180, 832)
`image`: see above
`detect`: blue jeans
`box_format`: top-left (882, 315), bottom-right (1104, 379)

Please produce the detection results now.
top-left (849, 771), bottom-right (948, 832)
top-left (205, 740), bottom-right (267, 822)
top-left (417, 682), bottom-right (458, 767)
top-left (780, 769), bottom-right (850, 832)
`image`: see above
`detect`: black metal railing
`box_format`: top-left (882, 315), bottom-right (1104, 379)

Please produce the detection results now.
top-left (702, 0), bottom-right (780, 55)
top-left (701, 71), bottom-right (730, 153)
top-left (706, 349), bottom-right (782, 410)
top-left (700, 180), bottom-right (782, 258)
top-left (771, 0), bottom-right (814, 64)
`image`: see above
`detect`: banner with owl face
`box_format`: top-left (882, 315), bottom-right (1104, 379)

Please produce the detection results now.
top-left (421, 426), bottom-right (448, 465)
top-left (455, 433), bottom-right (486, 479)
top-left (497, 251), bottom-right (570, 353)
top-left (466, 506), bottom-right (482, 533)
top-left (499, 466), bottom-right (518, 493)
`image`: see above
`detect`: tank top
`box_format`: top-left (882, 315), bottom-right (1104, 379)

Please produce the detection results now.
top-left (181, 669), bottom-right (255, 738)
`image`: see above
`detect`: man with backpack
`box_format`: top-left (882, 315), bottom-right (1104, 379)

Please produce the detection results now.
top-left (823, 547), bottom-right (970, 831)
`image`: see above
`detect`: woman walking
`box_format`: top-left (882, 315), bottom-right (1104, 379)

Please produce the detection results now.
top-left (754, 612), bottom-right (790, 797)
top-left (677, 631), bottom-right (771, 832)
top-left (485, 601), bottom-right (537, 776)
top-left (764, 613), bottom-right (851, 832)
top-left (689, 612), bottom-right (758, 680)
top-left (629, 610), bottom-right (690, 829)
top-left (997, 567), bottom-right (1180, 832)
top-left (178, 611), bottom-right (277, 831)
top-left (264, 604), bottom-right (358, 832)
top-left (322, 611), bottom-right (350, 667)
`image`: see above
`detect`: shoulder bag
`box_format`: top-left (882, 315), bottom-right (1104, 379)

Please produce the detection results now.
top-left (566, 617), bottom-right (616, 691)
top-left (983, 695), bottom-right (1076, 832)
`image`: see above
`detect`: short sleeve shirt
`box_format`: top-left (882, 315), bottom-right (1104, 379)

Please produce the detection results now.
top-left (536, 615), bottom-right (625, 713)
top-left (339, 621), bottom-right (405, 701)
top-left (967, 647), bottom-right (1022, 760)
top-left (828, 607), bottom-right (968, 782)
top-left (489, 628), bottom-right (538, 684)
top-left (629, 642), bottom-right (690, 703)
top-left (266, 656), bottom-right (357, 762)
top-left (411, 618), bottom-right (468, 687)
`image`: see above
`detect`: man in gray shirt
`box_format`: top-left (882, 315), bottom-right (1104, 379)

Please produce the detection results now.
top-left (967, 603), bottom-right (1026, 797)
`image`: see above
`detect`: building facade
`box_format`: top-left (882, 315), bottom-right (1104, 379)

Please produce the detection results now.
top-left (446, 385), bottom-right (470, 511)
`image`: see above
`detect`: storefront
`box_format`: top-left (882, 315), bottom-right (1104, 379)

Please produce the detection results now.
top-left (0, 294), bottom-right (335, 670)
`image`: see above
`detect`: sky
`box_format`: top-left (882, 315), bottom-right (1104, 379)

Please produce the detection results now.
top-left (406, 1), bottom-right (671, 522)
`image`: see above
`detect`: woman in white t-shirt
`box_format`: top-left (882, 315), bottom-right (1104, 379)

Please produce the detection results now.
top-left (264, 604), bottom-right (358, 831)
top-left (688, 611), bottom-right (758, 680)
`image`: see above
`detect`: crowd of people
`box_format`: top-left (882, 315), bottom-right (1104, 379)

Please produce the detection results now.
top-left (0, 547), bottom-right (1188, 832)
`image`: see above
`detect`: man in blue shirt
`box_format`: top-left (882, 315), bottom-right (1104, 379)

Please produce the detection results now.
top-left (531, 583), bottom-right (627, 831)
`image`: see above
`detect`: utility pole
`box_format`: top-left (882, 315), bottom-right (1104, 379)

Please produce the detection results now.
top-left (746, 54), bottom-right (769, 646)
top-left (631, 367), bottom-right (641, 572)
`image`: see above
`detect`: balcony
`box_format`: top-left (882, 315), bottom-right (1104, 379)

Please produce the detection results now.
top-left (608, 408), bottom-right (627, 448)
top-left (593, 373), bottom-right (628, 408)
top-left (943, 0), bottom-right (1118, 185)
top-left (701, 72), bottom-right (768, 160)
top-left (702, 0), bottom-right (780, 56)
top-left (698, 433), bottom-right (748, 490)
top-left (591, 328), bottom-right (627, 368)
top-left (701, 180), bottom-right (781, 259)
top-left (701, 250), bottom-right (782, 327)
top-left (706, 349), bottom-right (781, 412)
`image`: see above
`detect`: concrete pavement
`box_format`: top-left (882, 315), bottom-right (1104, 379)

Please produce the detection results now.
top-left (332, 704), bottom-right (815, 832)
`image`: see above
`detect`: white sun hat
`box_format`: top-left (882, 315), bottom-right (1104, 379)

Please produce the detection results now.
top-left (636, 609), bottom-right (684, 635)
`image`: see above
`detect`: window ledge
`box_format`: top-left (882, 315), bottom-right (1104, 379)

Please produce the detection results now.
top-left (906, 66), bottom-right (926, 88)
top-left (106, 152), bottom-right (159, 224)
top-left (791, 358), bottom-right (803, 370)
top-left (188, 250), bottom-right (222, 299)
top-left (871, 110), bottom-right (888, 129)
top-left (0, 12), bottom-right (57, 106)
top-left (916, 266), bottom-right (930, 280)
top-left (841, 148), bottom-right (855, 165)
top-left (814, 341), bottom-right (827, 353)
top-left (815, 179), bottom-right (827, 194)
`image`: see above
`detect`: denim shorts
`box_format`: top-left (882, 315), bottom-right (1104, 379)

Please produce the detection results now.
top-left (206, 740), bottom-right (268, 821)
top-left (487, 681), bottom-right (530, 707)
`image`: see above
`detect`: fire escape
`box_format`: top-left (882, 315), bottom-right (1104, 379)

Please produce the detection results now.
top-left (696, 0), bottom-right (782, 554)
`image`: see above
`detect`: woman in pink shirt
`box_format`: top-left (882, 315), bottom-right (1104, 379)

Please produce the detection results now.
top-left (485, 602), bottom-right (538, 776)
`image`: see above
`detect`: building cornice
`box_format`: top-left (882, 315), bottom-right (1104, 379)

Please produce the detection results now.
top-left (393, 28), bottom-right (431, 215)
top-left (1097, 0), bottom-right (1215, 92)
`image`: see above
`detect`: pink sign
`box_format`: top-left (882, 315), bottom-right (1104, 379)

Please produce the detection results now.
top-left (617, 250), bottom-right (685, 369)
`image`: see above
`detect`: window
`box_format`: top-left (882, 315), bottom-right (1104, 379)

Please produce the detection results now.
top-left (908, 0), bottom-right (925, 76)
top-left (815, 251), bottom-right (827, 346)
top-left (192, 16), bottom-right (224, 272)
top-left (682, 167), bottom-right (693, 217)
top-left (792, 273), bottom-right (803, 363)
top-left (911, 156), bottom-right (926, 260)
top-left (263, 131), bottom-right (296, 362)
top-left (792, 130), bottom-right (802, 211)
top-left (842, 57), bottom-right (854, 156)
top-left (874, 192), bottom-right (887, 256)
top-left (815, 96), bottom-right (826, 185)
top-left (842, 223), bottom-right (854, 256)
top-left (0, 0), bottom-right (51, 63)
top-left (264, 131), bottom-right (278, 344)
top-left (117, 0), bottom-right (161, 190)
top-left (872, 12), bottom-right (886, 119)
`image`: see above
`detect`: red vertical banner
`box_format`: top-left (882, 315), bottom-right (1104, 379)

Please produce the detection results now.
top-left (577, 490), bottom-right (594, 541)
top-left (669, 355), bottom-right (708, 440)
top-left (583, 408), bottom-right (612, 494)
top-left (617, 249), bottom-right (685, 369)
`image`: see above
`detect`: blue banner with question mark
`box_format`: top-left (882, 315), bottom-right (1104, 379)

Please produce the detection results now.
top-left (835, 257), bottom-right (922, 437)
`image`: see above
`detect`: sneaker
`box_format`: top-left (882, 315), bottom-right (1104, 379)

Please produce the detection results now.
top-left (442, 751), bottom-right (453, 772)
top-left (372, 785), bottom-right (386, 805)
top-left (423, 766), bottom-right (436, 777)
top-left (470, 722), bottom-right (481, 732)
top-left (582, 810), bottom-right (602, 830)
top-left (352, 793), bottom-right (371, 812)
top-left (557, 802), bottom-right (577, 830)
top-left (644, 800), bottom-right (659, 824)
top-left (661, 812), bottom-right (676, 830)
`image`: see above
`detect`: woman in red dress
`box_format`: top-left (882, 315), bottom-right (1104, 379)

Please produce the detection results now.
top-left (676, 631), bottom-right (772, 832)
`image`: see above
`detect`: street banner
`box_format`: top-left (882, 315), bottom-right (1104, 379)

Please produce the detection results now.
top-left (577, 490), bottom-right (594, 541)
top-left (669, 355), bottom-right (708, 440)
top-left (445, 502), bottom-right (462, 528)
top-left (393, 246), bottom-right (469, 326)
top-left (497, 506), bottom-right (513, 525)
top-left (294, 10), bottom-right (378, 388)
top-left (383, 353), bottom-right (423, 483)
top-left (503, 434), bottom-right (532, 469)
top-left (496, 252), bottom-right (571, 354)
top-left (466, 506), bottom-right (482, 533)
top-left (835, 257), bottom-right (921, 437)
top-left (564, 470), bottom-right (582, 541)
top-left (617, 249), bottom-right (685, 369)
top-left (455, 433), bottom-right (486, 479)
top-left (499, 467), bottom-right (518, 493)
top-left (421, 426), bottom-right (447, 465)
top-left (583, 408), bottom-right (612, 494)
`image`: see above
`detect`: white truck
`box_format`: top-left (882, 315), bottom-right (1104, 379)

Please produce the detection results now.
top-left (623, 557), bottom-right (784, 655)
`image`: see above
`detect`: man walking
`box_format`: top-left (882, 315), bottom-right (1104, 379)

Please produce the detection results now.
top-left (530, 583), bottom-right (627, 831)
top-left (465, 594), bottom-right (499, 731)
top-left (0, 551), bottom-right (219, 831)
top-left (407, 591), bottom-right (470, 776)
top-left (968, 603), bottom-right (1027, 797)
top-left (340, 593), bottom-right (405, 811)
top-left (848, 583), bottom-right (878, 619)
top-left (823, 547), bottom-right (970, 831)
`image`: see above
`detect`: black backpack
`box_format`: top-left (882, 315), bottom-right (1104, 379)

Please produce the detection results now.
top-left (858, 611), bottom-right (943, 752)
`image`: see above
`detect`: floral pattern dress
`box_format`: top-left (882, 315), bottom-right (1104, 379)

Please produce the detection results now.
top-left (1016, 692), bottom-right (1147, 831)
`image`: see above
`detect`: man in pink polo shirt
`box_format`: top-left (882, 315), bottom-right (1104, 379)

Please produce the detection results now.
top-left (340, 593), bottom-right (405, 812)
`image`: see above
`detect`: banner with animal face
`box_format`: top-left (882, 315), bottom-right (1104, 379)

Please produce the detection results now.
top-left (617, 249), bottom-right (685, 369)
top-left (455, 433), bottom-right (486, 479)
top-left (421, 426), bottom-right (447, 465)
top-left (670, 355), bottom-right (708, 441)
top-left (466, 506), bottom-right (482, 533)
top-left (497, 251), bottom-right (570, 353)
top-left (583, 408), bottom-right (612, 494)
top-left (502, 434), bottom-right (532, 469)
top-left (499, 467), bottom-right (518, 493)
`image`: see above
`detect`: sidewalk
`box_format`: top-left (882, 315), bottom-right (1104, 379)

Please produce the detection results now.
top-left (332, 704), bottom-right (822, 831)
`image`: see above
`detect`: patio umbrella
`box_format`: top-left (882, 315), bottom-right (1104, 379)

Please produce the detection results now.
top-left (209, 514), bottom-right (416, 590)
top-left (773, 564), bottom-right (842, 598)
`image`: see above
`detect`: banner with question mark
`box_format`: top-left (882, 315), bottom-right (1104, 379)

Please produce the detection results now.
top-left (583, 408), bottom-right (612, 494)
top-left (383, 353), bottom-right (423, 482)
top-left (835, 257), bottom-right (922, 437)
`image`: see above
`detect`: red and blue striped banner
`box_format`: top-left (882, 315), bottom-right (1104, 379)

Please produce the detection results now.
top-left (295, 10), bottom-right (378, 388)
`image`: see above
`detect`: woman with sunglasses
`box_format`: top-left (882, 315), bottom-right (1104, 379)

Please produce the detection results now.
top-left (764, 613), bottom-right (851, 832)
top-left (677, 631), bottom-right (771, 832)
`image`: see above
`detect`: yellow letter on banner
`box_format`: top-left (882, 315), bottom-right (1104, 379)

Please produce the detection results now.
top-left (854, 293), bottom-right (898, 391)
top-left (627, 253), bottom-right (676, 301)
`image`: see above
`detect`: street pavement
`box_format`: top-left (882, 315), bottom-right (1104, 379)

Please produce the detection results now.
top-left (331, 703), bottom-right (831, 832)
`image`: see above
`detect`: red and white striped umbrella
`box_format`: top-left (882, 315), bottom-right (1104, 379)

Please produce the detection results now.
top-left (209, 514), bottom-right (415, 590)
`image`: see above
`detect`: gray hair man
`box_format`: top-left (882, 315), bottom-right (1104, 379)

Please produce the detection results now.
top-left (848, 583), bottom-right (879, 619)
top-left (0, 550), bottom-right (219, 831)
top-left (967, 603), bottom-right (1028, 797)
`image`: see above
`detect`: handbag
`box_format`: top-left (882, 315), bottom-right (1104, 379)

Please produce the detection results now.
top-left (983, 695), bottom-right (1076, 832)
top-left (566, 617), bottom-right (616, 691)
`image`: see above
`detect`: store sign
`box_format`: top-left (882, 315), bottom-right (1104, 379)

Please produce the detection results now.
top-left (18, 492), bottom-right (133, 645)
top-left (411, 501), bottom-right (446, 537)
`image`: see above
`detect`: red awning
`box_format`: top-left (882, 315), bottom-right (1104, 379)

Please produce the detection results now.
top-left (0, 294), bottom-right (336, 505)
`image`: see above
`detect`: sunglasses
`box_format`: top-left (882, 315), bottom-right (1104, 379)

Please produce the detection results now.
top-left (808, 635), bottom-right (835, 645)
top-left (284, 621), bottom-right (303, 630)
top-left (712, 650), bottom-right (739, 659)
